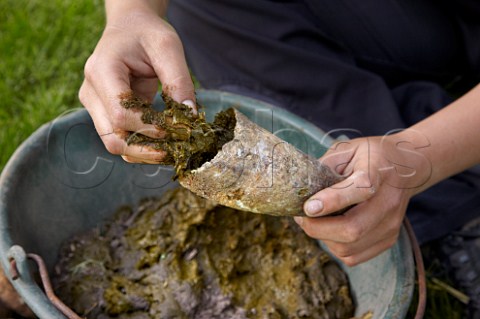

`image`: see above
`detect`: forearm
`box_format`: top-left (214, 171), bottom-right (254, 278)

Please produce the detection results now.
top-left (105, 0), bottom-right (169, 23)
top-left (397, 84), bottom-right (480, 194)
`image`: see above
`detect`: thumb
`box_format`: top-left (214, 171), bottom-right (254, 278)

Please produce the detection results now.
top-left (304, 168), bottom-right (377, 217)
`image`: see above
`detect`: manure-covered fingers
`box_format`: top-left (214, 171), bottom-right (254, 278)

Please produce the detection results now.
top-left (81, 63), bottom-right (164, 139)
top-left (79, 81), bottom-right (167, 163)
top-left (95, 125), bottom-right (167, 164)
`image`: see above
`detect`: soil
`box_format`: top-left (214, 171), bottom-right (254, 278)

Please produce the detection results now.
top-left (119, 92), bottom-right (235, 179)
top-left (52, 188), bottom-right (354, 319)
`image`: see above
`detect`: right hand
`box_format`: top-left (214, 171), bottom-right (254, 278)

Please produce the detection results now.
top-left (296, 135), bottom-right (426, 266)
top-left (79, 8), bottom-right (195, 164)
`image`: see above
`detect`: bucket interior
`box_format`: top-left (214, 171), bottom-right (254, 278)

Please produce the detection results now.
top-left (0, 90), bottom-right (414, 319)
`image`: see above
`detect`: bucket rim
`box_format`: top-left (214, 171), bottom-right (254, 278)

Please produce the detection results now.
top-left (0, 89), bottom-right (414, 319)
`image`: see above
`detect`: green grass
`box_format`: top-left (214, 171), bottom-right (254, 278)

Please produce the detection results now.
top-left (0, 0), bottom-right (469, 318)
top-left (0, 0), bottom-right (105, 171)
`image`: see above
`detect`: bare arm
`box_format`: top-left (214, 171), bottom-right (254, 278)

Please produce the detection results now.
top-left (407, 84), bottom-right (480, 193)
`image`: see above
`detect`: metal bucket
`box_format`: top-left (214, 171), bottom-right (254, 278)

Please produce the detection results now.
top-left (0, 90), bottom-right (414, 318)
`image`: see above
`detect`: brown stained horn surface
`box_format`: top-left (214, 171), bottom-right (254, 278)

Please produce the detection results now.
top-left (180, 109), bottom-right (343, 216)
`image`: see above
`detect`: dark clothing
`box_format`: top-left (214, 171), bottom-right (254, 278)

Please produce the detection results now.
top-left (168, 0), bottom-right (480, 243)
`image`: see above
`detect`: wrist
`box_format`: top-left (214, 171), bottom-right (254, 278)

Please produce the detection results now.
top-left (105, 0), bottom-right (168, 25)
top-left (381, 130), bottom-right (435, 196)
top-left (397, 85), bottom-right (480, 195)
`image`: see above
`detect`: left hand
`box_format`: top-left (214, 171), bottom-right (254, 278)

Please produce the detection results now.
top-left (295, 134), bottom-right (431, 266)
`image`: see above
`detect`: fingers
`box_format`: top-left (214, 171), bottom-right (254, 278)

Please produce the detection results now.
top-left (297, 137), bottom-right (413, 266)
top-left (323, 234), bottom-right (399, 266)
top-left (83, 57), bottom-right (165, 138)
top-left (296, 182), bottom-right (407, 266)
top-left (79, 81), bottom-right (167, 163)
top-left (306, 139), bottom-right (380, 217)
top-left (297, 201), bottom-right (384, 243)
top-left (299, 181), bottom-right (405, 242)
top-left (122, 155), bottom-right (164, 165)
top-left (295, 205), bottom-right (402, 266)
top-left (80, 81), bottom-right (164, 139)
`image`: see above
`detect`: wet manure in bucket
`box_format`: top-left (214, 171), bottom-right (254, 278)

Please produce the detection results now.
top-left (52, 188), bottom-right (354, 319)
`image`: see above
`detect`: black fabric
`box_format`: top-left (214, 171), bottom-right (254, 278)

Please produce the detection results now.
top-left (167, 0), bottom-right (480, 243)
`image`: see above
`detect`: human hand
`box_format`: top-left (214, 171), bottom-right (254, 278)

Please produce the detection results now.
top-left (79, 6), bottom-right (195, 164)
top-left (295, 133), bottom-right (431, 266)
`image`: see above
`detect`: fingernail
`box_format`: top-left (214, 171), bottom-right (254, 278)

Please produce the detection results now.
top-left (305, 199), bottom-right (323, 216)
top-left (182, 99), bottom-right (197, 115)
top-left (294, 216), bottom-right (303, 226)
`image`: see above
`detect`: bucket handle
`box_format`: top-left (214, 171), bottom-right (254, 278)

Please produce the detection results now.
top-left (404, 218), bottom-right (427, 319)
top-left (7, 245), bottom-right (83, 319)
